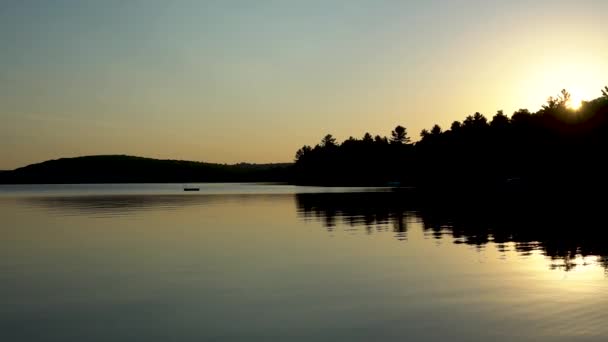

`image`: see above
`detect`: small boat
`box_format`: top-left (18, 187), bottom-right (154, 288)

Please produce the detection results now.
top-left (183, 186), bottom-right (200, 192)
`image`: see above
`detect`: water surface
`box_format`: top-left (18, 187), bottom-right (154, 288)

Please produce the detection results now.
top-left (1, 184), bottom-right (607, 341)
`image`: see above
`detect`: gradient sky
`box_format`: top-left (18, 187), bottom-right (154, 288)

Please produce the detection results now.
top-left (2, 0), bottom-right (608, 169)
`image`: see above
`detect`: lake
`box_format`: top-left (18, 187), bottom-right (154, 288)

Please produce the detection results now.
top-left (1, 184), bottom-right (607, 341)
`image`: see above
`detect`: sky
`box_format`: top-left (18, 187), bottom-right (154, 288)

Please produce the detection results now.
top-left (1, 0), bottom-right (608, 169)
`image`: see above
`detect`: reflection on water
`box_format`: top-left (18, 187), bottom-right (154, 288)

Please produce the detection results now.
top-left (15, 190), bottom-right (608, 274)
top-left (295, 192), bottom-right (608, 274)
top-left (296, 192), bottom-right (412, 240)
top-left (2, 186), bottom-right (608, 341)
top-left (21, 194), bottom-right (286, 217)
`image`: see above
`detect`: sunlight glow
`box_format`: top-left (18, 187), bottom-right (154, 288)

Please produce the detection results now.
top-left (517, 57), bottom-right (604, 113)
top-left (567, 90), bottom-right (585, 110)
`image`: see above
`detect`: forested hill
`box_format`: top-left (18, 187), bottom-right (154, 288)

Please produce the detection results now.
top-left (0, 155), bottom-right (292, 184)
top-left (292, 88), bottom-right (608, 191)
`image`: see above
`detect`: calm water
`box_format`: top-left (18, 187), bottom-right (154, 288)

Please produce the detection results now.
top-left (1, 184), bottom-right (607, 341)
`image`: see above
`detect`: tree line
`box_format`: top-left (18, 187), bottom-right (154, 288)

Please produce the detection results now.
top-left (0, 155), bottom-right (291, 184)
top-left (293, 87), bottom-right (608, 192)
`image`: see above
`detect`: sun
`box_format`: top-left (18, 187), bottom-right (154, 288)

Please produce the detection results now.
top-left (518, 58), bottom-right (605, 113)
top-left (567, 92), bottom-right (584, 110)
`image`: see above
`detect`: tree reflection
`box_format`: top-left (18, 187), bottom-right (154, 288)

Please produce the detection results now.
top-left (295, 191), bottom-right (608, 273)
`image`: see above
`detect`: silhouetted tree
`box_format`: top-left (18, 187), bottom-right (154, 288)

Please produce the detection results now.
top-left (295, 145), bottom-right (312, 162)
top-left (390, 125), bottom-right (411, 144)
top-left (420, 129), bottom-right (430, 139)
top-left (542, 89), bottom-right (571, 112)
top-left (511, 109), bottom-right (532, 125)
top-left (374, 135), bottom-right (389, 144)
top-left (560, 89), bottom-right (571, 105)
top-left (490, 110), bottom-right (509, 129)
top-left (450, 121), bottom-right (462, 131)
top-left (320, 134), bottom-right (336, 148)
top-left (431, 124), bottom-right (442, 136)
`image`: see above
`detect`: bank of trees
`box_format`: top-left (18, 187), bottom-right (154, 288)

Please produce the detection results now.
top-left (293, 88), bottom-right (608, 191)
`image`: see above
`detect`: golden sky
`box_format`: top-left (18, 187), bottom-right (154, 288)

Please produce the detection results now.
top-left (1, 0), bottom-right (607, 169)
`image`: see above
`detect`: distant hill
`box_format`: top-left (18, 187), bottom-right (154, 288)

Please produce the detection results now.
top-left (0, 155), bottom-right (292, 184)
